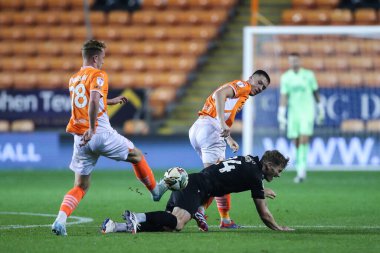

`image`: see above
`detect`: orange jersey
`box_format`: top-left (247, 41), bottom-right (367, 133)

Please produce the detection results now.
top-left (66, 66), bottom-right (110, 135)
top-left (199, 80), bottom-right (251, 127)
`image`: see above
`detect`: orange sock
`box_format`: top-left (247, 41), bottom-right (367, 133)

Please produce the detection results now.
top-left (59, 186), bottom-right (85, 217)
top-left (132, 155), bottom-right (156, 191)
top-left (203, 197), bottom-right (214, 210)
top-left (215, 194), bottom-right (231, 220)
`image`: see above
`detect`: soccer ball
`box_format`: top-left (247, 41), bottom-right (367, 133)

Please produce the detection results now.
top-left (163, 167), bottom-right (189, 191)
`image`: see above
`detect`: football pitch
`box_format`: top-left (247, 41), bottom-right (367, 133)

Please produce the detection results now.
top-left (1, 170), bottom-right (379, 253)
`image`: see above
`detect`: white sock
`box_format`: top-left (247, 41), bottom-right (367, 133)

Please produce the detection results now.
top-left (135, 213), bottom-right (146, 223)
top-left (55, 211), bottom-right (67, 224)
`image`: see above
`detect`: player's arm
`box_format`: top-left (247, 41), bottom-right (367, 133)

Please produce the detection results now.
top-left (253, 198), bottom-right (293, 231)
top-left (80, 91), bottom-right (101, 147)
top-left (107, 96), bottom-right (128, 105)
top-left (214, 85), bottom-right (235, 138)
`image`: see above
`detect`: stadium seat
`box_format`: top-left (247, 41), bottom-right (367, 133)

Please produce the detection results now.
top-left (305, 10), bottom-right (331, 25)
top-left (60, 42), bottom-right (83, 56)
top-left (90, 11), bottom-right (107, 25)
top-left (366, 120), bottom-right (380, 132)
top-left (210, 0), bottom-right (236, 9)
top-left (123, 120), bottom-right (150, 135)
top-left (309, 41), bottom-right (335, 56)
top-left (48, 26), bottom-right (73, 40)
top-left (360, 40), bottom-right (380, 55)
top-left (154, 11), bottom-right (180, 25)
top-left (47, 0), bottom-right (71, 10)
top-left (108, 11), bottom-right (130, 25)
top-left (11, 120), bottom-right (35, 132)
top-left (292, 0), bottom-right (316, 9)
top-left (302, 57), bottom-right (325, 71)
top-left (23, 0), bottom-right (48, 10)
top-left (0, 73), bottom-right (13, 89)
top-left (261, 42), bottom-right (286, 56)
top-left (188, 0), bottom-right (212, 9)
top-left (107, 42), bottom-right (134, 56)
top-left (0, 42), bottom-right (13, 56)
top-left (316, 72), bottom-right (339, 87)
top-left (13, 73), bottom-right (38, 89)
top-left (283, 41), bottom-right (310, 55)
top-left (141, 0), bottom-right (167, 9)
top-left (35, 12), bottom-right (61, 26)
top-left (12, 42), bottom-right (38, 56)
top-left (334, 41), bottom-right (360, 55)
top-left (25, 58), bottom-right (51, 71)
top-left (1, 57), bottom-right (26, 72)
top-left (150, 87), bottom-right (177, 105)
top-left (254, 58), bottom-right (279, 72)
top-left (36, 73), bottom-right (68, 89)
top-left (362, 72), bottom-right (380, 87)
top-left (36, 42), bottom-right (62, 56)
top-left (181, 41), bottom-right (208, 55)
top-left (156, 41), bottom-right (181, 55)
top-left (324, 58), bottom-right (349, 71)
top-left (119, 27), bottom-right (145, 40)
top-left (59, 11), bottom-right (85, 25)
top-left (354, 9), bottom-right (378, 25)
top-left (69, 0), bottom-right (95, 9)
top-left (338, 72), bottom-right (363, 87)
top-left (0, 0), bottom-right (23, 10)
top-left (167, 0), bottom-right (190, 9)
top-left (282, 9), bottom-right (307, 25)
top-left (0, 11), bottom-right (13, 26)
top-left (348, 57), bottom-right (374, 71)
top-left (315, 0), bottom-right (339, 9)
top-left (340, 119), bottom-right (365, 133)
top-left (0, 120), bottom-right (10, 132)
top-left (13, 12), bottom-right (37, 25)
top-left (330, 9), bottom-right (353, 25)
top-left (109, 73), bottom-right (137, 89)
top-left (93, 27), bottom-right (121, 41)
top-left (0, 27), bottom-right (26, 41)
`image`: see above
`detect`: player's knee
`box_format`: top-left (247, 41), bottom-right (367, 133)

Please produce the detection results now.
top-left (126, 147), bottom-right (143, 163)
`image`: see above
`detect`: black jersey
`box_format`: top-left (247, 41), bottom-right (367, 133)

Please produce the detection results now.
top-left (200, 155), bottom-right (265, 199)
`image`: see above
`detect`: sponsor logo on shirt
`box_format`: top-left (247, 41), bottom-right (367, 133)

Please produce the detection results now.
top-left (236, 81), bottom-right (246, 88)
top-left (97, 77), bottom-right (104, 87)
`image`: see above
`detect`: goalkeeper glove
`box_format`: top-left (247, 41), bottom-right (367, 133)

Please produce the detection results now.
top-left (277, 106), bottom-right (287, 131)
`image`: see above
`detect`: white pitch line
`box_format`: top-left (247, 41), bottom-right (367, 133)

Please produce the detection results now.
top-left (202, 225), bottom-right (380, 229)
top-left (0, 211), bottom-right (93, 230)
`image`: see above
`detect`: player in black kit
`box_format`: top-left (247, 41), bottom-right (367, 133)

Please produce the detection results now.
top-left (101, 150), bottom-right (294, 233)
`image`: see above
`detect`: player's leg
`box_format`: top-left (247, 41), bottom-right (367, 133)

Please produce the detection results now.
top-left (52, 135), bottom-right (98, 236)
top-left (52, 174), bottom-right (90, 236)
top-left (98, 130), bottom-right (167, 201)
top-left (127, 147), bottom-right (168, 201)
top-left (294, 119), bottom-right (313, 183)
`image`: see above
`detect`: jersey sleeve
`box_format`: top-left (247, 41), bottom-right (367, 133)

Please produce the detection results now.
top-left (308, 70), bottom-right (318, 91)
top-left (280, 73), bottom-right (289, 95)
top-left (90, 71), bottom-right (108, 97)
top-left (228, 81), bottom-right (251, 98)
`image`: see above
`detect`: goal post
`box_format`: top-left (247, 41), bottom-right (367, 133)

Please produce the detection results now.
top-left (242, 26), bottom-right (380, 170)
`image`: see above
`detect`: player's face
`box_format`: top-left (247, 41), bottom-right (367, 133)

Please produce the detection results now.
top-left (94, 49), bottom-right (105, 69)
top-left (263, 162), bottom-right (284, 182)
top-left (249, 74), bottom-right (269, 96)
top-left (288, 55), bottom-right (300, 70)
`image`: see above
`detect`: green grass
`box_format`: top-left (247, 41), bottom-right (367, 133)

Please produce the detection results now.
top-left (1, 170), bottom-right (380, 253)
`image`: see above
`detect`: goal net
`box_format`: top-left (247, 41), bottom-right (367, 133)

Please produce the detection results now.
top-left (242, 26), bottom-right (380, 170)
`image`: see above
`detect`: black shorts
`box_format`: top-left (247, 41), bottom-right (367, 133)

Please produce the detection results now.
top-left (165, 173), bottom-right (210, 217)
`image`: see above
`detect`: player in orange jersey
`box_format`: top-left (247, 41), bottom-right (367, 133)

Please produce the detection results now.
top-left (189, 70), bottom-right (271, 230)
top-left (51, 40), bottom-right (168, 236)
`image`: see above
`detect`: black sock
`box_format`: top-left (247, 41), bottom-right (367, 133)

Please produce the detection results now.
top-left (138, 211), bottom-right (177, 232)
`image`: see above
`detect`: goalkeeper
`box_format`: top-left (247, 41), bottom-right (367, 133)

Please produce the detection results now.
top-left (277, 52), bottom-right (325, 183)
top-left (101, 150), bottom-right (294, 233)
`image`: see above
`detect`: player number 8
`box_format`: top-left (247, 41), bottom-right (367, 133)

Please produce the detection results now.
top-left (69, 83), bottom-right (88, 109)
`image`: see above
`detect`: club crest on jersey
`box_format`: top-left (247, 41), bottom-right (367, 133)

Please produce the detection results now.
top-left (97, 77), bottom-right (104, 86)
top-left (236, 81), bottom-right (246, 88)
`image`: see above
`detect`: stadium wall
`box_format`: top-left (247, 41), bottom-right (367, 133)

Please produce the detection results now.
top-left (0, 133), bottom-right (379, 171)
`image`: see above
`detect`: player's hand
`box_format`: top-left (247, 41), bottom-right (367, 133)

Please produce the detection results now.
top-left (220, 123), bottom-right (231, 138)
top-left (316, 102), bottom-right (325, 125)
top-left (279, 226), bottom-right (295, 231)
top-left (80, 128), bottom-right (96, 147)
top-left (108, 96), bottom-right (128, 105)
top-left (264, 188), bottom-right (276, 199)
top-left (226, 136), bottom-right (239, 153)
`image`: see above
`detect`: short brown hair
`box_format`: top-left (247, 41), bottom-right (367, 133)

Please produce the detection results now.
top-left (82, 40), bottom-right (106, 59)
top-left (261, 150), bottom-right (289, 169)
